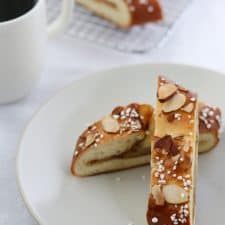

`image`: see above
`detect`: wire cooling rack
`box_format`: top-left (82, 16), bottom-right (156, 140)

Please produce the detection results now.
top-left (47, 0), bottom-right (190, 53)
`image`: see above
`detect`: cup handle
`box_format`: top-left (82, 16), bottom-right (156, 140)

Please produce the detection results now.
top-left (47, 0), bottom-right (74, 38)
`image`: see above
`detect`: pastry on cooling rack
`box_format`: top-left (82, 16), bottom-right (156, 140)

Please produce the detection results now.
top-left (147, 76), bottom-right (199, 225)
top-left (71, 103), bottom-right (154, 176)
top-left (76, 0), bottom-right (162, 28)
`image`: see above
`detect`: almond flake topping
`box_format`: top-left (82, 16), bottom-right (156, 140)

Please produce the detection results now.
top-left (163, 184), bottom-right (188, 204)
top-left (162, 93), bottom-right (186, 113)
top-left (102, 115), bottom-right (120, 133)
top-left (152, 185), bottom-right (165, 206)
top-left (182, 102), bottom-right (194, 113)
top-left (85, 133), bottom-right (95, 147)
top-left (158, 83), bottom-right (178, 102)
top-left (154, 135), bottom-right (179, 156)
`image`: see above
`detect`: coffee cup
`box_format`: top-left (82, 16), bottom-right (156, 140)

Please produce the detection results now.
top-left (0, 0), bottom-right (74, 104)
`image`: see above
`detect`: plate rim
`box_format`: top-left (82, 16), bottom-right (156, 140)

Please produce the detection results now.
top-left (16, 62), bottom-right (225, 225)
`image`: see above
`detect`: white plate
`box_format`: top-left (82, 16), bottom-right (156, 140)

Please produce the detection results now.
top-left (17, 64), bottom-right (225, 225)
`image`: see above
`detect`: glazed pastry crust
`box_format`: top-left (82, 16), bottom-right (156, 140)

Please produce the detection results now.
top-left (71, 102), bottom-right (221, 177)
top-left (198, 103), bottom-right (221, 153)
top-left (71, 103), bottom-right (154, 176)
top-left (147, 76), bottom-right (199, 225)
top-left (76, 0), bottom-right (162, 28)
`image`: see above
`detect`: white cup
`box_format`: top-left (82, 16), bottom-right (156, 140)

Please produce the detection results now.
top-left (0, 0), bottom-right (74, 104)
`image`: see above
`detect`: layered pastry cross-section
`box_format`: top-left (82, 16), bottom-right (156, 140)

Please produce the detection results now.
top-left (76, 0), bottom-right (162, 28)
top-left (71, 103), bottom-right (154, 176)
top-left (147, 76), bottom-right (199, 225)
top-left (71, 101), bottom-right (222, 177)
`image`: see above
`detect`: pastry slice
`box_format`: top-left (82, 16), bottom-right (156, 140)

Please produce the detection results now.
top-left (76, 0), bottom-right (162, 28)
top-left (71, 101), bottom-right (222, 177)
top-left (198, 102), bottom-right (222, 153)
top-left (71, 103), bottom-right (154, 176)
top-left (126, 102), bottom-right (222, 155)
top-left (147, 76), bottom-right (199, 225)
top-left (165, 102), bottom-right (222, 153)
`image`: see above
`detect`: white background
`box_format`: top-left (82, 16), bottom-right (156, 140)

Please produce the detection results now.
top-left (1, 0), bottom-right (225, 224)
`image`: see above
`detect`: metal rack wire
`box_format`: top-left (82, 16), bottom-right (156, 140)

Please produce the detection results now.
top-left (47, 0), bottom-right (190, 53)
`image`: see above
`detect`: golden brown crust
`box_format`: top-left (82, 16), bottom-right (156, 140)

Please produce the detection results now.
top-left (76, 0), bottom-right (130, 28)
top-left (71, 103), bottom-right (153, 176)
top-left (126, 0), bottom-right (162, 26)
top-left (198, 103), bottom-right (221, 152)
top-left (76, 0), bottom-right (162, 28)
top-left (147, 76), bottom-right (198, 225)
top-left (71, 100), bottom-right (222, 176)
top-left (199, 103), bottom-right (221, 133)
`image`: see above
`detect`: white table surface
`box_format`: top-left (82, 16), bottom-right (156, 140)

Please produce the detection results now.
top-left (1, 0), bottom-right (225, 224)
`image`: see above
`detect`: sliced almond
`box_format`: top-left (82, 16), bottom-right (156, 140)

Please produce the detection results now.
top-left (182, 103), bottom-right (194, 113)
top-left (112, 106), bottom-right (123, 116)
top-left (163, 184), bottom-right (188, 204)
top-left (178, 85), bottom-right (188, 92)
top-left (172, 154), bottom-right (180, 162)
top-left (162, 93), bottom-right (186, 113)
top-left (154, 135), bottom-right (179, 156)
top-left (85, 133), bottom-right (95, 147)
top-left (102, 115), bottom-right (120, 133)
top-left (183, 140), bottom-right (191, 152)
top-left (151, 185), bottom-right (165, 206)
top-left (158, 83), bottom-right (178, 102)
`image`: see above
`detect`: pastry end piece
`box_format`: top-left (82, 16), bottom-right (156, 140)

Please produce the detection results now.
top-left (71, 103), bottom-right (154, 176)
